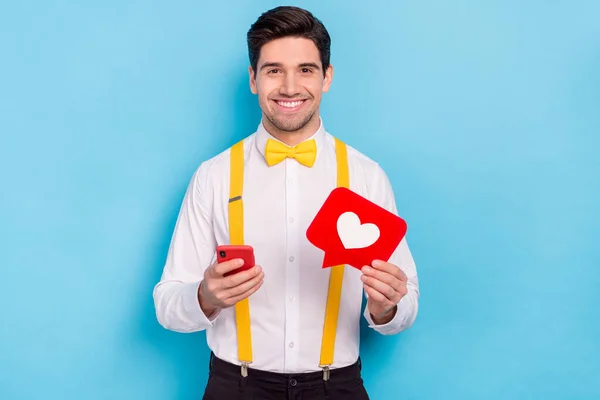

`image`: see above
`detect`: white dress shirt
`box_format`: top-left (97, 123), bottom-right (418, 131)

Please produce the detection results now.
top-left (153, 118), bottom-right (419, 373)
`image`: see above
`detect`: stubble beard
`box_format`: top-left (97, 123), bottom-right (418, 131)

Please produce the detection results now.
top-left (265, 110), bottom-right (316, 133)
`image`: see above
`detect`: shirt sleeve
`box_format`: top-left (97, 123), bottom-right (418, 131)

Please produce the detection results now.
top-left (363, 163), bottom-right (420, 335)
top-left (153, 162), bottom-right (221, 333)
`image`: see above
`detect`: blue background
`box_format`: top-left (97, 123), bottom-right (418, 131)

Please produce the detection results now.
top-left (1, 1), bottom-right (599, 399)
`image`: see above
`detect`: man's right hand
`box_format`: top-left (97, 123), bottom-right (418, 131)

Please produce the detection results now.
top-left (197, 258), bottom-right (264, 318)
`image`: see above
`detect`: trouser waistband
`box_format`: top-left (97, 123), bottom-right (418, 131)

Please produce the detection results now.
top-left (209, 352), bottom-right (362, 387)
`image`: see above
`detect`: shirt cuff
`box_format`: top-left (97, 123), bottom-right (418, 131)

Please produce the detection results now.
top-left (363, 290), bottom-right (417, 336)
top-left (182, 280), bottom-right (221, 327)
top-left (364, 305), bottom-right (402, 335)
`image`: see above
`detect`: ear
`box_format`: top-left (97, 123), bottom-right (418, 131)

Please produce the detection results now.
top-left (322, 64), bottom-right (334, 93)
top-left (249, 66), bottom-right (258, 94)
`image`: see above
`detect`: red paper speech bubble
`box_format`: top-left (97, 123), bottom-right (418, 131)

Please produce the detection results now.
top-left (306, 187), bottom-right (407, 270)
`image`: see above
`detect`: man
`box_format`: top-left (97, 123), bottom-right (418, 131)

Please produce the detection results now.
top-left (153, 6), bottom-right (419, 400)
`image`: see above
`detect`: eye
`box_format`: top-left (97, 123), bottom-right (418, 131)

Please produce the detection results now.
top-left (268, 69), bottom-right (280, 74)
top-left (301, 68), bottom-right (313, 74)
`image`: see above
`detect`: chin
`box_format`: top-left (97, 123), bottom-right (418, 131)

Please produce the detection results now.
top-left (270, 113), bottom-right (316, 133)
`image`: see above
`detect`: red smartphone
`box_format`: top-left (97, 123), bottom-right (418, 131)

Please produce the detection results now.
top-left (216, 245), bottom-right (255, 277)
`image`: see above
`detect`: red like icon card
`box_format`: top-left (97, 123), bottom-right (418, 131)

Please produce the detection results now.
top-left (306, 187), bottom-right (407, 270)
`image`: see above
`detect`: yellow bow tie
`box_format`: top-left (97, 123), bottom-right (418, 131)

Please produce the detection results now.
top-left (265, 138), bottom-right (317, 167)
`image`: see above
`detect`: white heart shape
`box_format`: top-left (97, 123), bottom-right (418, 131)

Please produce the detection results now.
top-left (336, 211), bottom-right (380, 249)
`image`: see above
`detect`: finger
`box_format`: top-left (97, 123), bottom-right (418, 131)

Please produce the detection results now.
top-left (227, 279), bottom-right (264, 305)
top-left (212, 258), bottom-right (246, 276)
top-left (363, 283), bottom-right (388, 304)
top-left (361, 265), bottom-right (402, 290)
top-left (221, 265), bottom-right (263, 289)
top-left (224, 270), bottom-right (264, 299)
top-left (361, 274), bottom-right (398, 302)
top-left (372, 260), bottom-right (408, 282)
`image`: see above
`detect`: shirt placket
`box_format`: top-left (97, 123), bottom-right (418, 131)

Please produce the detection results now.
top-left (283, 157), bottom-right (300, 372)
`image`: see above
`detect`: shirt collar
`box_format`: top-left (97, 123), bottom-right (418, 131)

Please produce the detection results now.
top-left (255, 117), bottom-right (326, 162)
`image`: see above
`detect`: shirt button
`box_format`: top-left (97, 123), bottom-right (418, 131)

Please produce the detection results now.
top-left (289, 296), bottom-right (294, 301)
top-left (289, 342), bottom-right (294, 348)
top-left (289, 256), bottom-right (294, 262)
top-left (290, 378), bottom-right (297, 387)
top-left (289, 217), bottom-right (294, 223)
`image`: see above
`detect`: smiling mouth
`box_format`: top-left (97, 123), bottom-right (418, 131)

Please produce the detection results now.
top-left (273, 99), bottom-right (307, 112)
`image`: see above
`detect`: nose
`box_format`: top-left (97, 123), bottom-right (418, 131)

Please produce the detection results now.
top-left (280, 73), bottom-right (300, 96)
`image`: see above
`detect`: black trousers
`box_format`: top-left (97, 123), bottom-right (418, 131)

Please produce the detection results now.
top-left (202, 352), bottom-right (370, 400)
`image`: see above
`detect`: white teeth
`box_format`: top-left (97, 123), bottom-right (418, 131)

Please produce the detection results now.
top-left (277, 100), bottom-right (304, 108)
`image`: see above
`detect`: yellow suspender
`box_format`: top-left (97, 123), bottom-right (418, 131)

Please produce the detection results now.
top-left (228, 137), bottom-right (348, 377)
top-left (319, 137), bottom-right (349, 376)
top-left (229, 140), bottom-right (252, 369)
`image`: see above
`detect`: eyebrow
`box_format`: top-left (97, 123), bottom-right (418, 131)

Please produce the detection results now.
top-left (260, 62), bottom-right (321, 71)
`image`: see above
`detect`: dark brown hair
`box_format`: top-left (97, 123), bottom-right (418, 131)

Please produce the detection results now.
top-left (247, 6), bottom-right (331, 77)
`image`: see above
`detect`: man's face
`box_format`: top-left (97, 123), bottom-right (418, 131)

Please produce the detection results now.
top-left (249, 37), bottom-right (333, 133)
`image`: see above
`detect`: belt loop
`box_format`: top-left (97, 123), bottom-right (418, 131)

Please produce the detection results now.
top-left (238, 375), bottom-right (247, 391)
top-left (322, 376), bottom-right (329, 395)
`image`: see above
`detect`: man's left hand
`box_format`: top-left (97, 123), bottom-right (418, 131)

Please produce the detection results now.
top-left (361, 260), bottom-right (408, 325)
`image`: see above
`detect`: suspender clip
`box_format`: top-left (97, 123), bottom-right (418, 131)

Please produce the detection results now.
top-left (241, 361), bottom-right (249, 377)
top-left (320, 365), bottom-right (330, 381)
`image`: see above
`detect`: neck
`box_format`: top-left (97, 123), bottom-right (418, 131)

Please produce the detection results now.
top-left (262, 114), bottom-right (321, 146)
